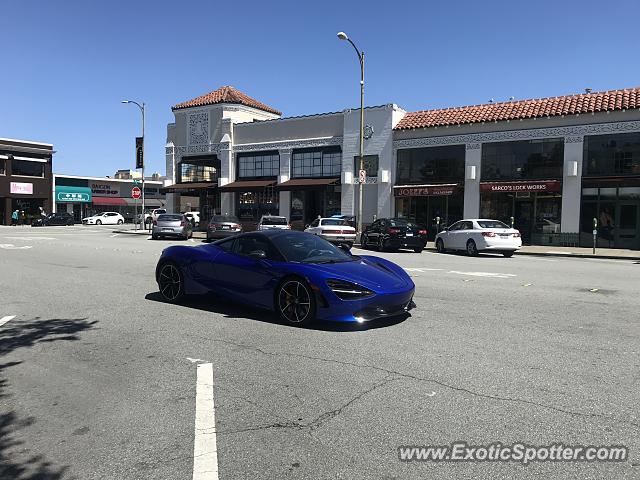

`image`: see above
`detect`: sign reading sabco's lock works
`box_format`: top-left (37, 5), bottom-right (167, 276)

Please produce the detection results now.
top-left (479, 180), bottom-right (562, 193)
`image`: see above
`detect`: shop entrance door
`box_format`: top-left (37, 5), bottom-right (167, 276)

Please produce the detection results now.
top-left (616, 202), bottom-right (640, 249)
top-left (514, 199), bottom-right (534, 244)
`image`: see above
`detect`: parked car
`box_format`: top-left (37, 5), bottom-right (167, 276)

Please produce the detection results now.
top-left (257, 215), bottom-right (291, 231)
top-left (206, 214), bottom-right (242, 241)
top-left (31, 212), bottom-right (75, 227)
top-left (361, 218), bottom-right (427, 253)
top-left (304, 218), bottom-right (357, 247)
top-left (435, 219), bottom-right (522, 257)
top-left (138, 208), bottom-right (167, 225)
top-left (82, 212), bottom-right (124, 225)
top-left (155, 230), bottom-right (415, 326)
top-left (152, 214), bottom-right (193, 240)
top-left (330, 214), bottom-right (357, 229)
top-left (184, 211), bottom-right (200, 227)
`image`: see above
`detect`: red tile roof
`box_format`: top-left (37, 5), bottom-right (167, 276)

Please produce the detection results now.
top-left (172, 85), bottom-right (281, 115)
top-left (394, 87), bottom-right (640, 130)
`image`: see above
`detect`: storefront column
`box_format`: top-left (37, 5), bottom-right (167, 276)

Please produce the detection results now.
top-left (561, 136), bottom-right (583, 233)
top-left (219, 125), bottom-right (235, 216)
top-left (464, 143), bottom-right (481, 218)
top-left (278, 148), bottom-right (292, 219)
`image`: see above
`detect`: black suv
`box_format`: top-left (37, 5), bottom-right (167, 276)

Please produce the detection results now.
top-left (361, 218), bottom-right (427, 253)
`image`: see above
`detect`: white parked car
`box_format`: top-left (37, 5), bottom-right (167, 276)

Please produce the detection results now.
top-left (304, 217), bottom-right (356, 247)
top-left (82, 212), bottom-right (125, 225)
top-left (435, 219), bottom-right (522, 257)
top-left (137, 208), bottom-right (167, 225)
top-left (257, 215), bottom-right (290, 231)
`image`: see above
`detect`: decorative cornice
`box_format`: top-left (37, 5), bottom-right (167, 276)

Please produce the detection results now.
top-left (393, 121), bottom-right (640, 150)
top-left (564, 136), bottom-right (584, 144)
top-left (234, 136), bottom-right (343, 152)
top-left (175, 143), bottom-right (222, 157)
top-left (465, 143), bottom-right (481, 150)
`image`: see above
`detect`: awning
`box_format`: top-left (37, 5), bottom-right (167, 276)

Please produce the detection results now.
top-left (161, 182), bottom-right (217, 193)
top-left (124, 198), bottom-right (165, 207)
top-left (92, 197), bottom-right (127, 206)
top-left (394, 184), bottom-right (460, 197)
top-left (276, 178), bottom-right (339, 190)
top-left (219, 179), bottom-right (276, 192)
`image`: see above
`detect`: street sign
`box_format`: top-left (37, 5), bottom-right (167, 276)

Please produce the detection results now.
top-left (132, 187), bottom-right (142, 199)
top-left (135, 137), bottom-right (144, 169)
top-left (359, 169), bottom-right (367, 183)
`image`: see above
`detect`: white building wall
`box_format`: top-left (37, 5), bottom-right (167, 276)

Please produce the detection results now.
top-left (561, 136), bottom-right (584, 233)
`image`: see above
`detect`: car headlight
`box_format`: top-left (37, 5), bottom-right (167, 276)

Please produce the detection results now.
top-left (326, 279), bottom-right (374, 300)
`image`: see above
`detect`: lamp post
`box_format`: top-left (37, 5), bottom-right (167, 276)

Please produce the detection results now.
top-left (121, 100), bottom-right (145, 229)
top-left (337, 31), bottom-right (365, 236)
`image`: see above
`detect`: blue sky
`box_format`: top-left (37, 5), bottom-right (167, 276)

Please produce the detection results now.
top-left (2, 0), bottom-right (639, 177)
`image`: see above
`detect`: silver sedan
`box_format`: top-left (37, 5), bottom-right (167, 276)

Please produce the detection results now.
top-left (152, 214), bottom-right (193, 240)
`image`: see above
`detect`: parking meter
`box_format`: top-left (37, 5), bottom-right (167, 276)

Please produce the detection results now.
top-left (592, 217), bottom-right (597, 254)
top-left (510, 216), bottom-right (514, 228)
top-left (436, 216), bottom-right (441, 233)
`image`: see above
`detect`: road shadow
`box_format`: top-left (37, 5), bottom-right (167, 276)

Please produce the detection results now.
top-left (144, 291), bottom-right (409, 332)
top-left (0, 316), bottom-right (96, 479)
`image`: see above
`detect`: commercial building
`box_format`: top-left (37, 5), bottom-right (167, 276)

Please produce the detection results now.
top-left (166, 86), bottom-right (640, 249)
top-left (0, 138), bottom-right (54, 225)
top-left (53, 174), bottom-right (168, 222)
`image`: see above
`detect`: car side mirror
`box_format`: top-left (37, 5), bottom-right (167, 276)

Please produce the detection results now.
top-left (248, 250), bottom-right (267, 260)
top-left (338, 243), bottom-right (351, 254)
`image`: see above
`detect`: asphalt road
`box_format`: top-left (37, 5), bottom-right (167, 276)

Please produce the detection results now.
top-left (0, 225), bottom-right (638, 479)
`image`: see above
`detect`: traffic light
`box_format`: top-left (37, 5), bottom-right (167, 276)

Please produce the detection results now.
top-left (135, 136), bottom-right (144, 169)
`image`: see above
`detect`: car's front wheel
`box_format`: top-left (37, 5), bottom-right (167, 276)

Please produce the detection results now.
top-left (276, 278), bottom-right (316, 327)
top-left (96, 220), bottom-right (102, 225)
top-left (117, 219), bottom-right (123, 225)
top-left (157, 262), bottom-right (184, 302)
top-left (502, 251), bottom-right (514, 258)
top-left (436, 238), bottom-right (445, 253)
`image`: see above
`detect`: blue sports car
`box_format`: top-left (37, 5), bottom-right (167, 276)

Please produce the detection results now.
top-left (155, 230), bottom-right (415, 326)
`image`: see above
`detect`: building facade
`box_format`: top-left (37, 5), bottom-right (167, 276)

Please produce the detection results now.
top-left (0, 138), bottom-right (54, 225)
top-left (166, 86), bottom-right (640, 249)
top-left (53, 174), bottom-right (167, 222)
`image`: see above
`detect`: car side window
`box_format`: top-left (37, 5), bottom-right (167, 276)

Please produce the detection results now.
top-left (215, 238), bottom-right (235, 252)
top-left (233, 236), bottom-right (281, 261)
top-left (449, 222), bottom-right (461, 231)
top-left (310, 219), bottom-right (319, 228)
top-left (465, 221), bottom-right (475, 230)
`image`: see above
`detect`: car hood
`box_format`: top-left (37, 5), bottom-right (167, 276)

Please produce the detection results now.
top-left (304, 256), bottom-right (411, 291)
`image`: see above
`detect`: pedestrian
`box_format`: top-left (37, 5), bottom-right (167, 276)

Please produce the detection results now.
top-left (11, 209), bottom-right (19, 226)
top-left (19, 210), bottom-right (26, 226)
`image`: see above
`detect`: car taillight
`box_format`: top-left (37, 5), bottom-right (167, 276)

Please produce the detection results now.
top-left (513, 232), bottom-right (521, 238)
top-left (481, 231), bottom-right (496, 237)
top-left (387, 228), bottom-right (401, 234)
top-left (418, 229), bottom-right (427, 235)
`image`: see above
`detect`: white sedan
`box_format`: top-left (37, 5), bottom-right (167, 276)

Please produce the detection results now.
top-left (304, 218), bottom-right (357, 247)
top-left (435, 219), bottom-right (522, 257)
top-left (82, 212), bottom-right (125, 225)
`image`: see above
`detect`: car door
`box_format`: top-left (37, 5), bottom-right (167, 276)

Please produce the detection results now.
top-left (214, 234), bottom-right (280, 308)
top-left (367, 220), bottom-right (381, 244)
top-left (442, 221), bottom-right (460, 249)
top-left (458, 221), bottom-right (475, 248)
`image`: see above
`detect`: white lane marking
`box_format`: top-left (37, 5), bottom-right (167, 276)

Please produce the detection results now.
top-left (448, 270), bottom-right (517, 279)
top-left (4, 236), bottom-right (56, 241)
top-left (147, 236), bottom-right (152, 240)
top-left (0, 316), bottom-right (16, 328)
top-left (187, 357), bottom-right (205, 363)
top-left (193, 362), bottom-right (219, 480)
top-left (0, 244), bottom-right (32, 250)
top-left (110, 234), bottom-right (119, 238)
top-left (425, 391), bottom-right (436, 397)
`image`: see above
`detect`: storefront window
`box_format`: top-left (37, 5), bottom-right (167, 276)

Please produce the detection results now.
top-left (396, 145), bottom-right (465, 184)
top-left (584, 132), bottom-right (640, 176)
top-left (180, 163), bottom-right (217, 183)
top-left (580, 187), bottom-right (640, 249)
top-left (238, 152), bottom-right (279, 178)
top-left (237, 187), bottom-right (279, 222)
top-left (0, 159), bottom-right (5, 175)
top-left (12, 159), bottom-right (44, 177)
top-left (395, 193), bottom-right (463, 240)
top-left (481, 139), bottom-right (563, 180)
top-left (292, 147), bottom-right (341, 178)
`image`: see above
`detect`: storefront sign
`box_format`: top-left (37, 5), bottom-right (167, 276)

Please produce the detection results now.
top-left (91, 182), bottom-right (120, 197)
top-left (55, 186), bottom-right (92, 203)
top-left (480, 180), bottom-right (562, 193)
top-left (394, 185), bottom-right (459, 197)
top-left (10, 182), bottom-right (33, 195)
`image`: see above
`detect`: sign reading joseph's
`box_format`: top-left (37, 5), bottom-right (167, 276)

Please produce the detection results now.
top-left (394, 185), bottom-right (460, 197)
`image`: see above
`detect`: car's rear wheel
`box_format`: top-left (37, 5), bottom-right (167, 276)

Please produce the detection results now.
top-left (413, 246), bottom-right (423, 253)
top-left (466, 239), bottom-right (478, 256)
top-left (276, 278), bottom-right (315, 327)
top-left (377, 236), bottom-right (385, 252)
top-left (157, 262), bottom-right (184, 302)
top-left (502, 251), bottom-right (514, 258)
top-left (436, 238), bottom-right (445, 253)
top-left (96, 220), bottom-right (102, 225)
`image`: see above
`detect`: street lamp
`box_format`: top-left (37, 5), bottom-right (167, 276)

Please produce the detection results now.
top-left (337, 31), bottom-right (365, 236)
top-left (121, 100), bottom-right (145, 229)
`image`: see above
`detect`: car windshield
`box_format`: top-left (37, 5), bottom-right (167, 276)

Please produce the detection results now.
top-left (211, 215), bottom-right (239, 223)
top-left (321, 219), bottom-right (348, 226)
top-left (390, 218), bottom-right (419, 228)
top-left (477, 220), bottom-right (510, 229)
top-left (158, 214), bottom-right (183, 221)
top-left (271, 232), bottom-right (356, 263)
top-left (261, 217), bottom-right (287, 225)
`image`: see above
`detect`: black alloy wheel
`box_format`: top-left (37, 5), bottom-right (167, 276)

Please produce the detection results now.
top-left (158, 262), bottom-right (184, 302)
top-left (277, 279), bottom-right (315, 326)
top-left (466, 239), bottom-right (478, 256)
